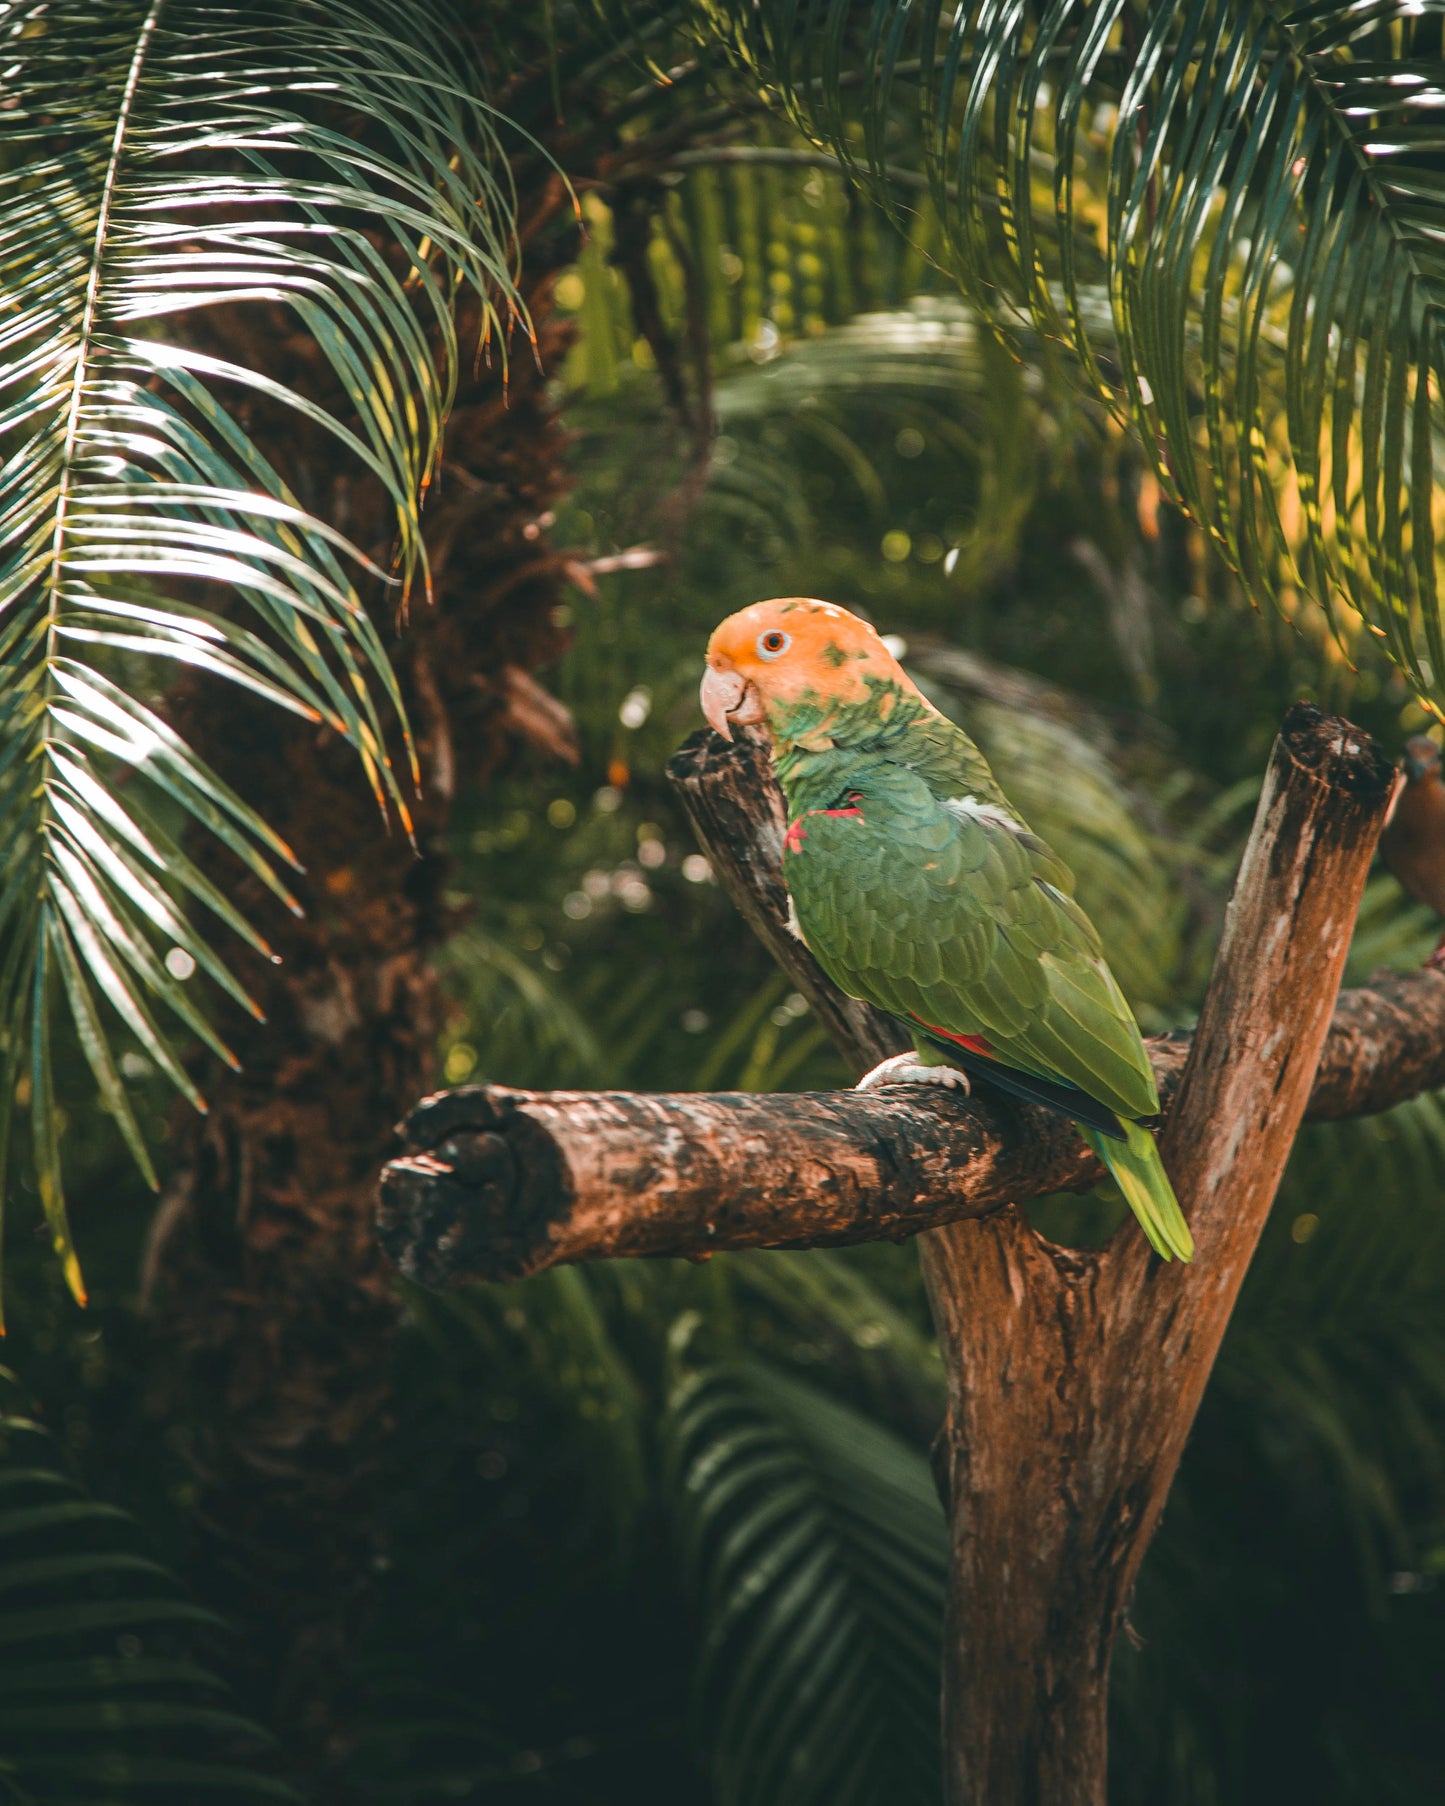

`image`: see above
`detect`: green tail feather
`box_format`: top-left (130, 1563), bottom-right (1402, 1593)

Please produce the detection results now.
top-left (1081, 1120), bottom-right (1194, 1262)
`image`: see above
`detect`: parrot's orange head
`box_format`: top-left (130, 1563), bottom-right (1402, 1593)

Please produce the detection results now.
top-left (701, 598), bottom-right (930, 750)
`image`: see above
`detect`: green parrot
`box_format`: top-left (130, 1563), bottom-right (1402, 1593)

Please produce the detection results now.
top-left (700, 596), bottom-right (1193, 1262)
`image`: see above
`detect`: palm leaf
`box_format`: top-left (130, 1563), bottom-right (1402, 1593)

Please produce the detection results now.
top-left (663, 1357), bottom-right (946, 1806)
top-left (711, 298), bottom-right (1047, 547)
top-left (693, 1), bottom-right (1445, 708)
top-left (0, 1368), bottom-right (295, 1802)
top-left (558, 134), bottom-right (955, 398)
top-left (0, 0), bottom-right (524, 1311)
top-left (1112, 1091), bottom-right (1445, 1801)
top-left (1233, 1089), bottom-right (1445, 1555)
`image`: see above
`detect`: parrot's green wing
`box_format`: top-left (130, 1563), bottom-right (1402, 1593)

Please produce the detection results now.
top-left (782, 764), bottom-right (1160, 1123)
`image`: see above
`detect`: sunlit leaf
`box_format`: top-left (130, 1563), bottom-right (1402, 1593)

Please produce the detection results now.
top-left (694, 1), bottom-right (1445, 707)
top-left (0, 0), bottom-right (527, 1312)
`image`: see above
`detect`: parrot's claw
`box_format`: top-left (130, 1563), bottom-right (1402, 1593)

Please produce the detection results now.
top-left (855, 1054), bottom-right (971, 1094)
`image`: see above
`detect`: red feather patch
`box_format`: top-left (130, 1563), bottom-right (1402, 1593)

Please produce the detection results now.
top-left (909, 1013), bottom-right (992, 1058)
top-left (784, 794), bottom-right (864, 855)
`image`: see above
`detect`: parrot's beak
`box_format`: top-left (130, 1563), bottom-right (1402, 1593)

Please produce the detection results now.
top-left (700, 662), bottom-right (762, 739)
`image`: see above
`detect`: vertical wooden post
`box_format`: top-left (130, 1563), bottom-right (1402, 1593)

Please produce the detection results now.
top-left (673, 703), bottom-right (1394, 1805)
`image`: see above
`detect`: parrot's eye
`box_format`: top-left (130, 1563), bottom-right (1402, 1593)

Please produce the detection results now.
top-left (757, 630), bottom-right (791, 661)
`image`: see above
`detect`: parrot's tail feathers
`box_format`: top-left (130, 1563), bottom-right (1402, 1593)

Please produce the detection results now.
top-left (1082, 1120), bottom-right (1194, 1262)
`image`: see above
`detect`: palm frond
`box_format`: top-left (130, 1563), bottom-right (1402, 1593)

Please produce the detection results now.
top-left (694, 1), bottom-right (1445, 708)
top-left (0, 0), bottom-right (523, 1308)
top-left (0, 1367), bottom-right (295, 1803)
top-left (562, 292), bottom-right (1089, 595)
top-left (403, 1265), bottom-right (652, 1544)
top-left (559, 137), bottom-right (953, 399)
top-left (712, 298), bottom-right (1049, 553)
top-left (1233, 1090), bottom-right (1445, 1551)
top-left (664, 1357), bottom-right (946, 1806)
top-left (728, 1247), bottom-right (946, 1435)
top-left (1110, 1092), bottom-right (1445, 1801)
top-left (438, 928), bottom-right (610, 1089)
top-left (1346, 870), bottom-right (1442, 981)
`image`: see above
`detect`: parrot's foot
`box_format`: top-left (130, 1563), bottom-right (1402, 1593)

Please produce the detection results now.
top-left (1428, 937), bottom-right (1445, 972)
top-left (855, 1054), bottom-right (971, 1094)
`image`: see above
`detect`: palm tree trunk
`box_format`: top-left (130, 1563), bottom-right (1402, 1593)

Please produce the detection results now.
top-left (138, 188), bottom-right (581, 1783)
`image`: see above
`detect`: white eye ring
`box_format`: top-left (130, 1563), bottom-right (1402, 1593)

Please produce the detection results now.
top-left (757, 629), bottom-right (791, 661)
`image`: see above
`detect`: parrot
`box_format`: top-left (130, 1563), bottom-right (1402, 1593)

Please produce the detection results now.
top-left (699, 596), bottom-right (1193, 1262)
top-left (1379, 734), bottom-right (1445, 969)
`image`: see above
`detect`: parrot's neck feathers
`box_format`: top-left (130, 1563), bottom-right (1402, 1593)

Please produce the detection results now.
top-left (770, 677), bottom-right (929, 767)
top-left (767, 673), bottom-right (929, 758)
top-left (768, 681), bottom-right (1008, 820)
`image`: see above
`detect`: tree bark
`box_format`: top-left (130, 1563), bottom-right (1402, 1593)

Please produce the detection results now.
top-left (137, 156), bottom-right (586, 1792)
top-left (690, 706), bottom-right (1395, 1806)
top-left (377, 958), bottom-right (1445, 1284)
top-left (382, 703), bottom-right (1400, 1806)
top-left (665, 725), bottom-right (906, 1068)
top-left (920, 706), bottom-right (1393, 1806)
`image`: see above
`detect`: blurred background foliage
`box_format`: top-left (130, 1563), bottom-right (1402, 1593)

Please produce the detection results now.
top-left (4, 3), bottom-right (1445, 1804)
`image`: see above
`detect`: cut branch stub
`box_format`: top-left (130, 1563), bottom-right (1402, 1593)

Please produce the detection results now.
top-left (666, 725), bottom-right (906, 1073)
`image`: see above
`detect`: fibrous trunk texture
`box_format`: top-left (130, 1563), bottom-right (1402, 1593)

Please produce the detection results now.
top-left (139, 182), bottom-right (580, 1781)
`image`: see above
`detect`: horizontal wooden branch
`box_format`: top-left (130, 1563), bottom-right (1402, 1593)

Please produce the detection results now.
top-left (377, 964), bottom-right (1445, 1288)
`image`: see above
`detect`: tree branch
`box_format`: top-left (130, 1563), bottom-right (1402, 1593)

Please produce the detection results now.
top-left (376, 964), bottom-right (1442, 1289)
top-left (920, 700), bottom-right (1394, 1805)
top-left (377, 710), bottom-right (1425, 1292)
top-left (376, 695), bottom-right (1412, 1806)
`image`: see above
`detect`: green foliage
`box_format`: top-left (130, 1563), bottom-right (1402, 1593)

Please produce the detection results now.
top-left (403, 276), bottom-right (1445, 1803)
top-left (558, 150), bottom-right (953, 394)
top-left (0, 0), bottom-right (523, 1305)
top-left (319, 1240), bottom-right (944, 1805)
top-left (0, 1368), bottom-right (292, 1804)
top-left (664, 1357), bottom-right (947, 1806)
top-left (1111, 1094), bottom-right (1445, 1806)
top-left (5, 8), bottom-right (1445, 1805)
top-left (693, 0), bottom-right (1445, 707)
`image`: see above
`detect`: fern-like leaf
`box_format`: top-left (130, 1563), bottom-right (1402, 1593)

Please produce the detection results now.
top-left (695, 1), bottom-right (1445, 705)
top-left (0, 1368), bottom-right (295, 1802)
top-left (664, 1358), bottom-right (946, 1806)
top-left (0, 0), bottom-right (523, 1310)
